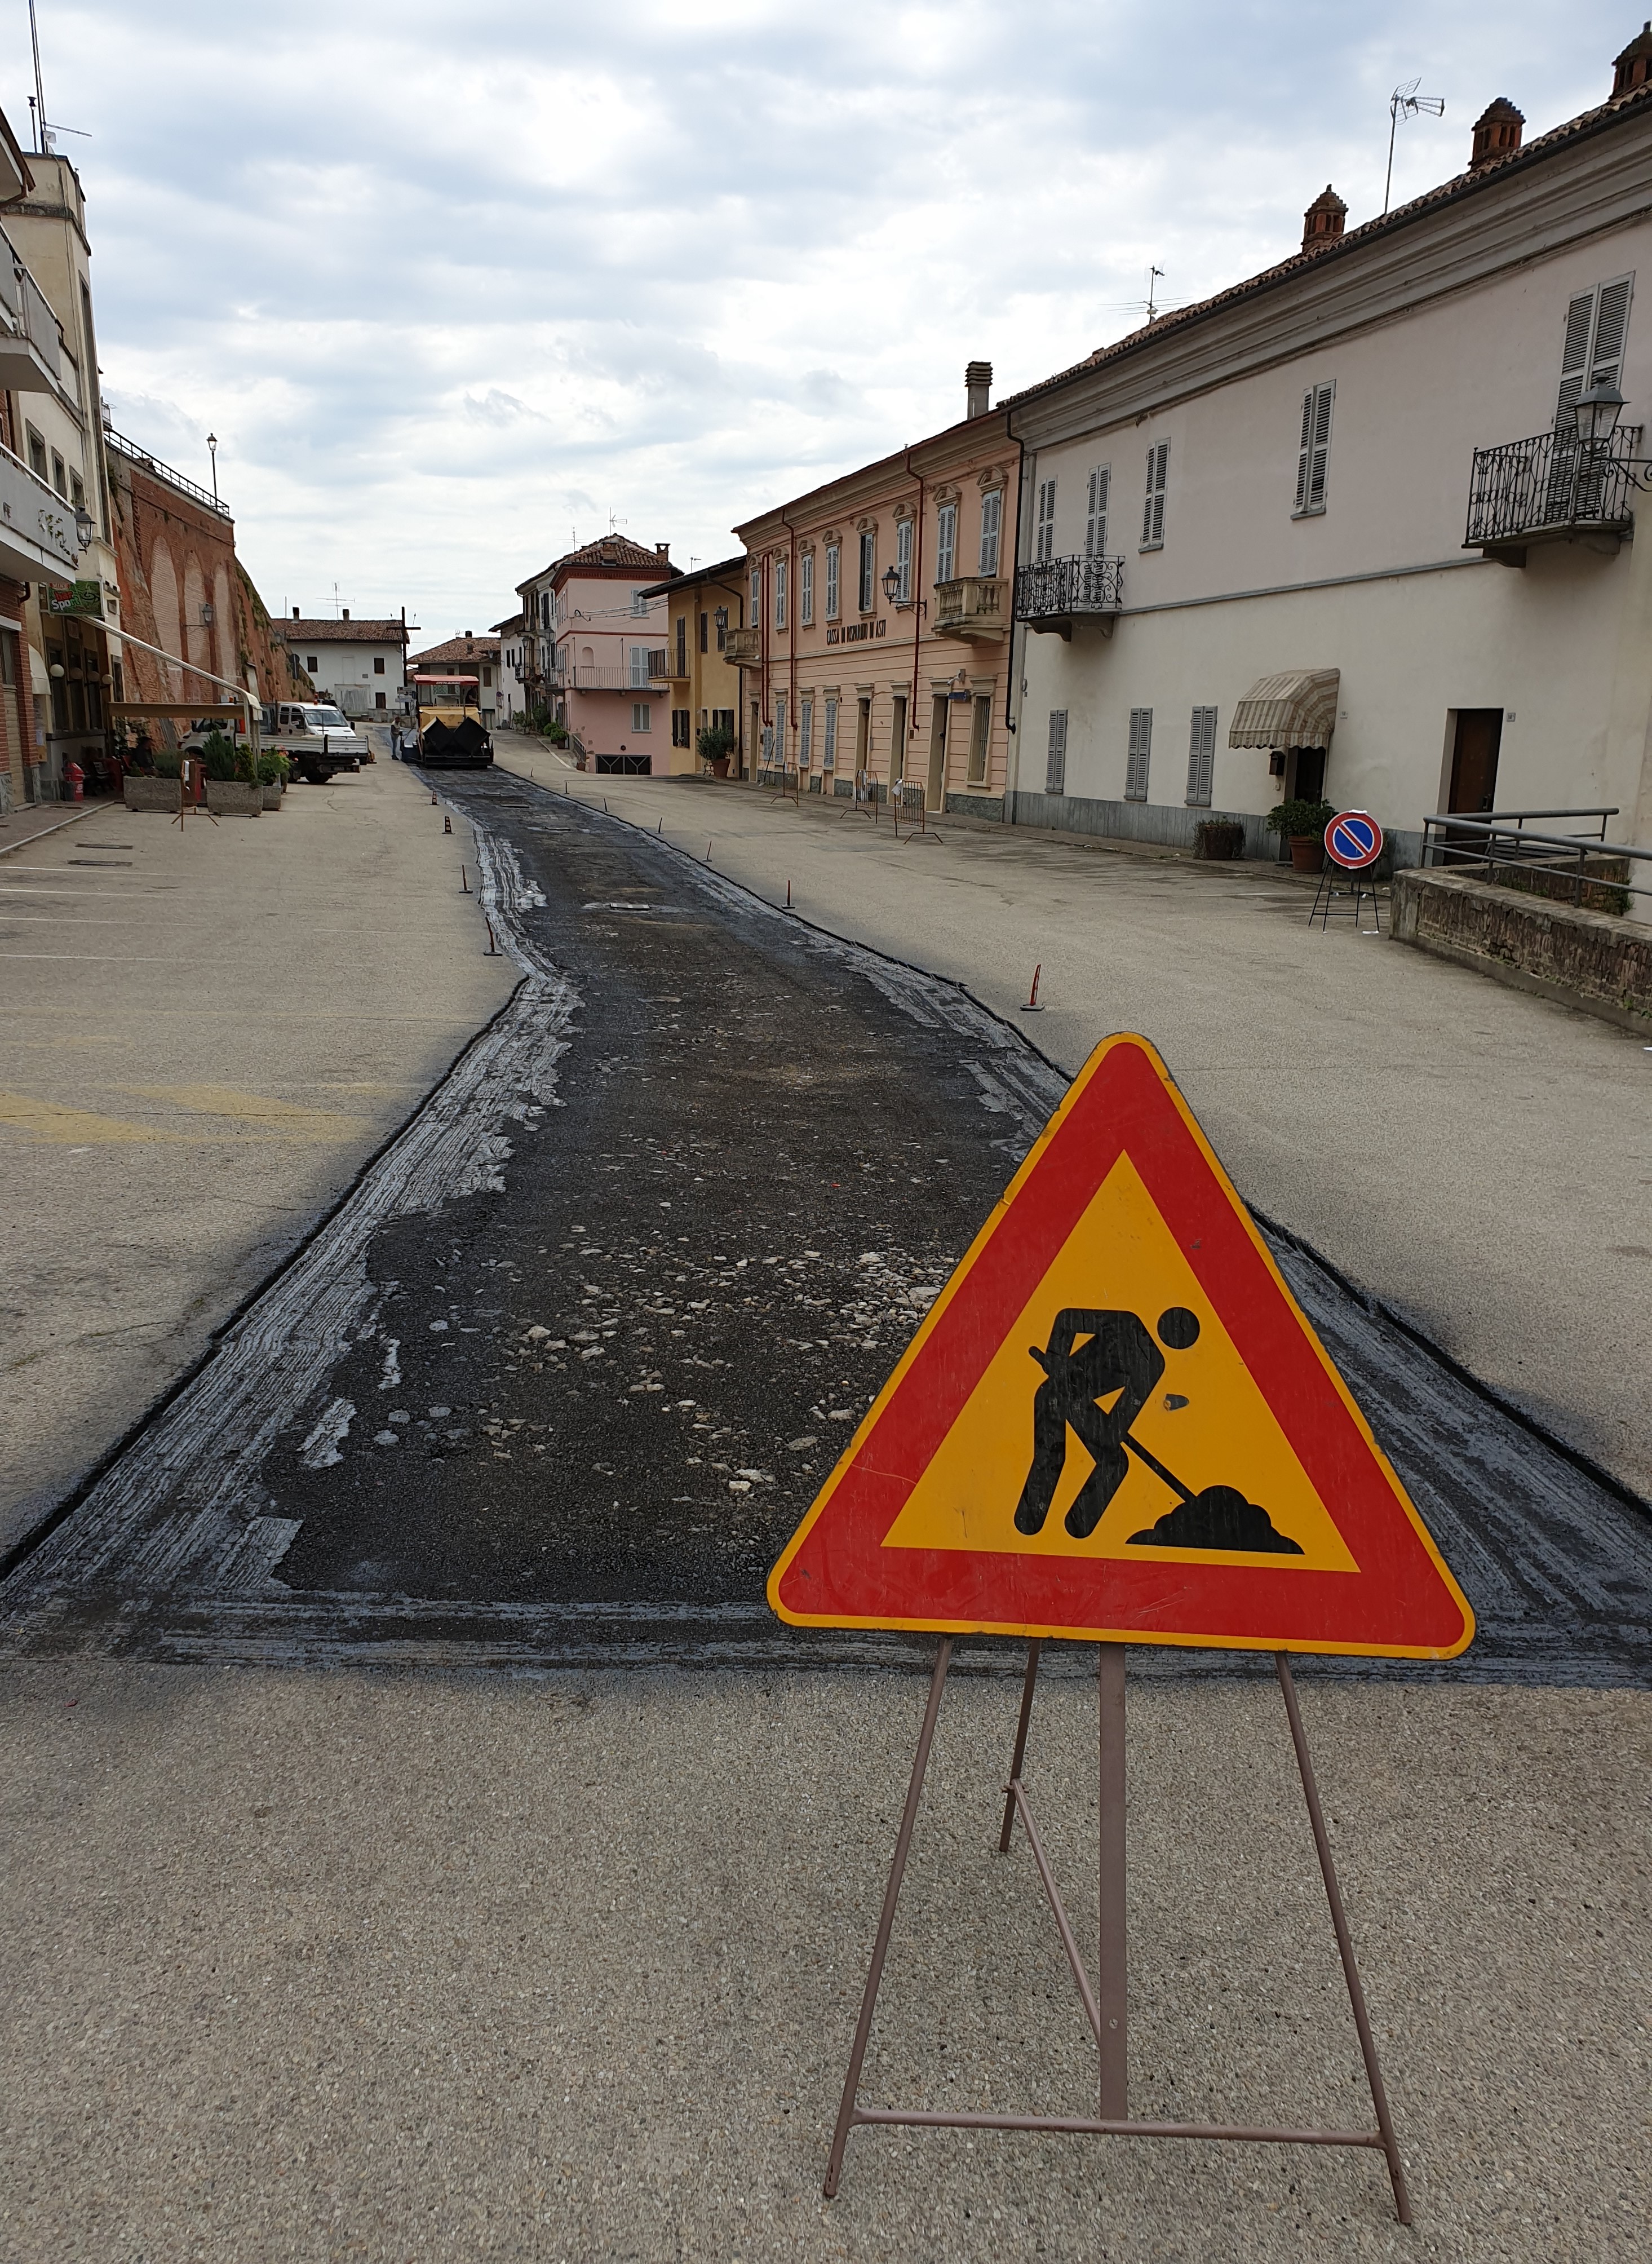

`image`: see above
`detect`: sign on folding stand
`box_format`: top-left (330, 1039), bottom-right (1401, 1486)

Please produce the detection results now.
top-left (771, 1033), bottom-right (1472, 2221)
top-left (1309, 809), bottom-right (1385, 930)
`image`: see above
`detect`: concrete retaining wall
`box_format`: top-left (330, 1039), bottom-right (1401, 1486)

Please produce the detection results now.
top-left (1392, 867), bottom-right (1652, 1031)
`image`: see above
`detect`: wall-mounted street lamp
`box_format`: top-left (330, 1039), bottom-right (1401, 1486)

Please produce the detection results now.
top-left (72, 502), bottom-right (95, 551)
top-left (880, 563), bottom-right (927, 617)
top-left (1573, 381), bottom-right (1652, 487)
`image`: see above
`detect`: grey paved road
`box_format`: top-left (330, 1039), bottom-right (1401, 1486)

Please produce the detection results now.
top-left (2, 771), bottom-right (1647, 1683)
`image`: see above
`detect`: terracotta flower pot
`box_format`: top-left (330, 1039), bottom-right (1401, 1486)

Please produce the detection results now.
top-left (1288, 834), bottom-right (1325, 874)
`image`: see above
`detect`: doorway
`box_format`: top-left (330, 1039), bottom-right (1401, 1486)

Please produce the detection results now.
top-left (1287, 746), bottom-right (1326, 805)
top-left (927, 695), bottom-right (948, 809)
top-left (855, 697), bottom-right (871, 790)
top-left (1449, 709), bottom-right (1502, 813)
top-left (890, 695), bottom-right (907, 788)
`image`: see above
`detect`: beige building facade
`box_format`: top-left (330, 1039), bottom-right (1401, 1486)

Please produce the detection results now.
top-left (1003, 28), bottom-right (1652, 886)
top-left (636, 554), bottom-right (746, 775)
top-left (733, 364), bottom-right (1016, 811)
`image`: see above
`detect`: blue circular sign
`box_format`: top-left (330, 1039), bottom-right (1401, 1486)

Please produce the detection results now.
top-left (1325, 810), bottom-right (1383, 869)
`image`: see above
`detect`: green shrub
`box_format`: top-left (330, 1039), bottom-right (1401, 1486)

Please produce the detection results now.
top-left (697, 724), bottom-right (736, 766)
top-left (544, 718), bottom-right (569, 746)
top-left (1265, 796), bottom-right (1336, 839)
top-left (152, 748), bottom-right (182, 778)
top-left (256, 750), bottom-right (289, 787)
top-left (198, 729), bottom-right (240, 781)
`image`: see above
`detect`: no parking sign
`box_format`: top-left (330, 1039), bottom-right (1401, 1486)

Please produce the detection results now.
top-left (1325, 810), bottom-right (1383, 869)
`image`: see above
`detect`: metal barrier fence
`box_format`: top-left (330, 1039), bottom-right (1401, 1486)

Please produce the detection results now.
top-left (1420, 806), bottom-right (1650, 912)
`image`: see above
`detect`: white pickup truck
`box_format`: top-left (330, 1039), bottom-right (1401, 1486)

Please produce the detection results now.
top-left (259, 701), bottom-right (371, 784)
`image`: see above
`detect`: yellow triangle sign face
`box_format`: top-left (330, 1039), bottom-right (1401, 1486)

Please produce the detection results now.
top-left (769, 1035), bottom-right (1474, 1659)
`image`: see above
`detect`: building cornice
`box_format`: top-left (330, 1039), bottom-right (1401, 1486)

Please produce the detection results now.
top-left (1009, 98), bottom-right (1652, 449)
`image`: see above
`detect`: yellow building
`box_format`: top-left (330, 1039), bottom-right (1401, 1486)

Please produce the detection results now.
top-left (636, 554), bottom-right (747, 776)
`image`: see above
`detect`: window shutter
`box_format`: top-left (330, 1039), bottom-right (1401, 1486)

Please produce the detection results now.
top-left (1185, 705), bottom-right (1216, 806)
top-left (1308, 381), bottom-right (1334, 510)
top-left (936, 502), bottom-right (956, 583)
top-left (1036, 477), bottom-right (1056, 563)
top-left (1085, 466), bottom-right (1109, 556)
top-left (1294, 390), bottom-right (1314, 512)
top-left (979, 489), bottom-right (1002, 576)
top-left (897, 516), bottom-right (913, 600)
top-left (1045, 709), bottom-right (1068, 795)
top-left (1589, 276), bottom-right (1633, 390)
top-left (1556, 289), bottom-right (1596, 431)
top-left (823, 698), bottom-right (838, 769)
top-left (1125, 706), bottom-right (1151, 801)
top-left (1142, 441), bottom-right (1168, 545)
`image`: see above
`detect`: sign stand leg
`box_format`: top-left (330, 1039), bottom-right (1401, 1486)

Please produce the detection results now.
top-left (997, 1638), bottom-right (1042, 1854)
top-left (1097, 1643), bottom-right (1128, 2120)
top-left (1273, 1652), bottom-right (1412, 2226)
top-left (823, 1638), bottom-right (953, 2199)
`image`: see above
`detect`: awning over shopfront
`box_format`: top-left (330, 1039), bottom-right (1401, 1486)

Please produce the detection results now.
top-left (1227, 668), bottom-right (1340, 749)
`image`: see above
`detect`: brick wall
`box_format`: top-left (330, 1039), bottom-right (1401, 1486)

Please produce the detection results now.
top-left (1392, 868), bottom-right (1652, 1030)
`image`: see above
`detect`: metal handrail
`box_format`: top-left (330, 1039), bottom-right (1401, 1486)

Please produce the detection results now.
top-left (1421, 811), bottom-right (1650, 908)
top-left (103, 425), bottom-right (232, 521)
top-left (1015, 553), bottom-right (1126, 621)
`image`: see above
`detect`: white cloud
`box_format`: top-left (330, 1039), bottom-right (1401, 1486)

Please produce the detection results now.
top-left (17, 0), bottom-right (1634, 634)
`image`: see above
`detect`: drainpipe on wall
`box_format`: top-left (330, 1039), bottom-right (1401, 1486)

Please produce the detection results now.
top-left (904, 449), bottom-right (925, 801)
top-left (1002, 421), bottom-right (1027, 824)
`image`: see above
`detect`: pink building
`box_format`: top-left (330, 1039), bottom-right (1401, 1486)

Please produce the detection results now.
top-left (516, 535), bottom-right (680, 773)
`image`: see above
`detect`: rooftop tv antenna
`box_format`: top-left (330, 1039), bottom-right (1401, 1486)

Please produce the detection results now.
top-left (25, 2), bottom-right (88, 154)
top-left (1384, 79), bottom-right (1446, 215)
top-left (1146, 266), bottom-right (1166, 322)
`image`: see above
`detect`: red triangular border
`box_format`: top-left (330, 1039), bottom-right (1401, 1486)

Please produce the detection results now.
top-left (769, 1035), bottom-right (1473, 1659)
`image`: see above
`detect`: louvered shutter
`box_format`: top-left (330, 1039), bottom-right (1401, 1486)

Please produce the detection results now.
top-left (1589, 276), bottom-right (1633, 390)
top-left (1045, 710), bottom-right (1068, 795)
top-left (1308, 382), bottom-right (1334, 510)
top-left (1142, 441), bottom-right (1168, 546)
top-left (1294, 390), bottom-right (1315, 512)
top-left (1125, 706), bottom-right (1151, 801)
top-left (1185, 706), bottom-right (1216, 806)
top-left (1085, 466), bottom-right (1109, 556)
top-left (1555, 290), bottom-right (1596, 432)
top-left (1035, 478), bottom-right (1056, 563)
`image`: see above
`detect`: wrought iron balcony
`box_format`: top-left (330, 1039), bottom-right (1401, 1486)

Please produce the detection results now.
top-left (663, 648), bottom-right (693, 680)
top-left (933, 575), bottom-right (1007, 640)
top-left (1464, 428), bottom-right (1638, 563)
top-left (1015, 554), bottom-right (1126, 639)
top-left (724, 625), bottom-right (761, 665)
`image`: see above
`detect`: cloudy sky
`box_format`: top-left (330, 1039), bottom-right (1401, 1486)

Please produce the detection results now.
top-left (10, 1), bottom-right (1634, 639)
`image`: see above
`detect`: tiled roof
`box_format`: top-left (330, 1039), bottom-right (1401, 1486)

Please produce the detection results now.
top-left (517, 534), bottom-right (680, 589)
top-left (1005, 77), bottom-right (1652, 412)
top-left (285, 618), bottom-right (408, 644)
top-left (636, 552), bottom-right (748, 598)
top-left (409, 635), bottom-right (501, 667)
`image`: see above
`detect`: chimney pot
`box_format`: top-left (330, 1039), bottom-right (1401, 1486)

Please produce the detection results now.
top-left (965, 359), bottom-right (993, 419)
top-left (1470, 97), bottom-right (1525, 167)
top-left (1301, 185), bottom-right (1347, 252)
top-left (292, 605), bottom-right (299, 620)
top-left (1613, 20), bottom-right (1652, 96)
top-left (342, 607), bottom-right (349, 621)
top-left (657, 541), bottom-right (669, 558)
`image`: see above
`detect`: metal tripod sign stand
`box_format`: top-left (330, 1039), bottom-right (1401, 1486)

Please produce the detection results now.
top-left (823, 1637), bottom-right (1410, 2221)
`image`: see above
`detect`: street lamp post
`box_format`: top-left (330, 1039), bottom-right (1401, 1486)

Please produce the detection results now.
top-left (207, 432), bottom-right (218, 502)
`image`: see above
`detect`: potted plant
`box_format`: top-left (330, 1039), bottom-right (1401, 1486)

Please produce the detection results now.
top-left (257, 749), bottom-right (289, 810)
top-left (697, 723), bottom-right (736, 778)
top-left (1194, 817), bottom-right (1246, 860)
top-left (201, 729), bottom-right (263, 817)
top-left (1265, 797), bottom-right (1336, 873)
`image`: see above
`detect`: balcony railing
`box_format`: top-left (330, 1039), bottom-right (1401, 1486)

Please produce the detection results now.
top-left (1015, 554), bottom-right (1126, 639)
top-left (104, 425), bottom-right (233, 521)
top-left (724, 625), bottom-right (761, 665)
top-left (1464, 428), bottom-right (1638, 561)
top-left (664, 647), bottom-right (692, 680)
top-left (0, 220), bottom-right (61, 393)
top-left (933, 575), bottom-right (1007, 640)
top-left (569, 661), bottom-right (667, 693)
top-left (0, 440), bottom-right (81, 582)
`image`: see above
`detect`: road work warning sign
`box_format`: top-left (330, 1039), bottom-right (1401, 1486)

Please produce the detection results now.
top-left (769, 1033), bottom-right (1473, 1659)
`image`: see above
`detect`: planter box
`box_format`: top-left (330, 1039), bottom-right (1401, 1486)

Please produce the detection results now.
top-left (124, 776), bottom-right (180, 814)
top-left (261, 784), bottom-right (284, 811)
top-left (1195, 819), bottom-right (1246, 860)
top-left (206, 780), bottom-right (262, 817)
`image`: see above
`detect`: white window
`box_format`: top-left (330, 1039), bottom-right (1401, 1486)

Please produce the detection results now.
top-left (823, 696), bottom-right (838, 770)
top-left (632, 702), bottom-right (652, 732)
top-left (1084, 466), bottom-right (1110, 556)
top-left (800, 551), bottom-right (814, 626)
top-left (1141, 441), bottom-right (1169, 549)
top-left (628, 644), bottom-right (650, 688)
top-left (775, 557), bottom-right (787, 631)
top-left (632, 589), bottom-right (648, 616)
top-left (1035, 477), bottom-right (1056, 564)
top-left (1045, 709), bottom-right (1068, 795)
top-left (858, 529), bottom-right (875, 611)
top-left (1557, 273), bottom-right (1635, 428)
top-left (800, 698), bottom-right (813, 767)
top-left (825, 542), bottom-right (840, 620)
top-left (1185, 705), bottom-right (1217, 806)
top-left (935, 501), bottom-right (956, 583)
top-left (1125, 708), bottom-right (1152, 801)
top-left (978, 489), bottom-right (1002, 576)
top-left (895, 518), bottom-right (913, 603)
top-left (1294, 382), bottom-right (1336, 516)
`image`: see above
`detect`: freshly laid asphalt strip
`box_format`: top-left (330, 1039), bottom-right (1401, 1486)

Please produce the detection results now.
top-left (1, 775), bottom-right (1648, 1682)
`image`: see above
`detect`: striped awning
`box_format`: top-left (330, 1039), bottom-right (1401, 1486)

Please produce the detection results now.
top-left (1228, 668), bottom-right (1340, 749)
